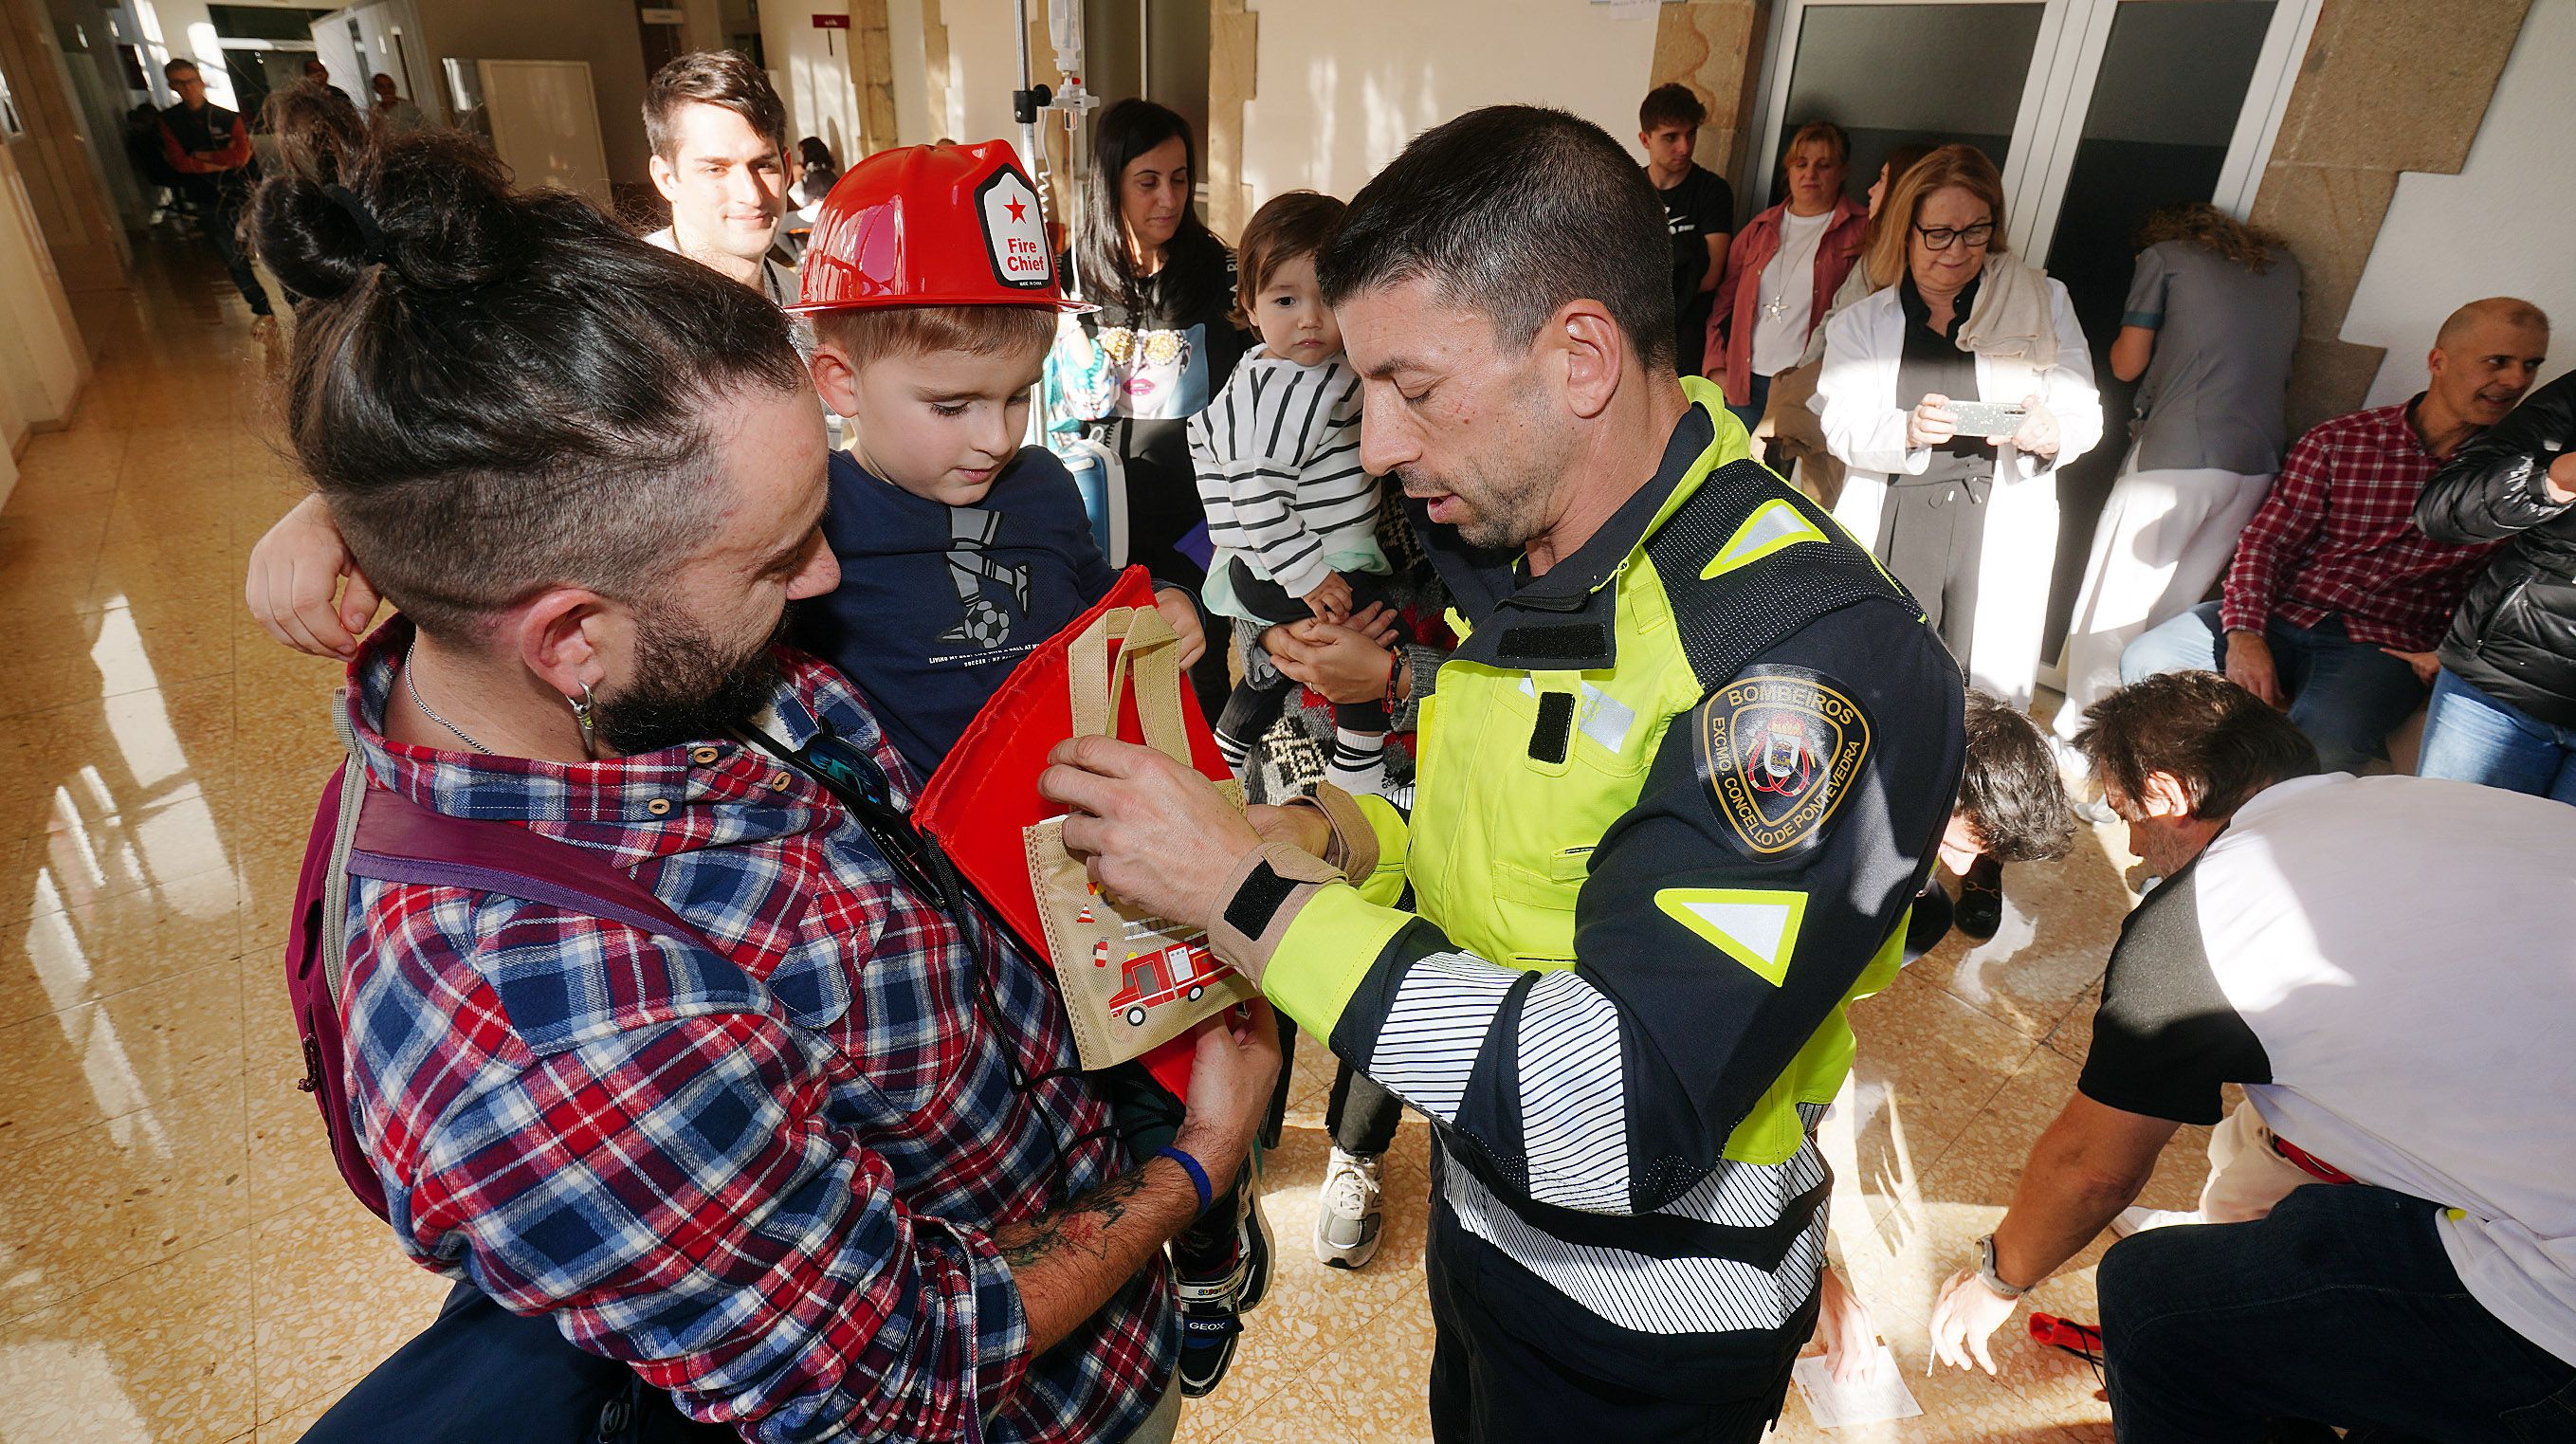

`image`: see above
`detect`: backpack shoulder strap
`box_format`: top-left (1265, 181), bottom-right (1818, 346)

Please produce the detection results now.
top-left (346, 795), bottom-right (709, 947)
top-left (319, 711), bottom-right (372, 1011)
top-left (320, 710), bottom-right (716, 1019)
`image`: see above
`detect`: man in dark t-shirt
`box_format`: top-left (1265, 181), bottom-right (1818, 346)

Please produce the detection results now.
top-left (1639, 83), bottom-right (1733, 377)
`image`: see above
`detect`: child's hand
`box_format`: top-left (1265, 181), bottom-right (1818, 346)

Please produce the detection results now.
top-left (1152, 587), bottom-right (1208, 668)
top-left (247, 493), bottom-right (377, 659)
top-left (1303, 572), bottom-right (1354, 624)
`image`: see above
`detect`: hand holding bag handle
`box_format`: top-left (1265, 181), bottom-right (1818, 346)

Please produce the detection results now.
top-left (1067, 602), bottom-right (1193, 764)
top-left (1035, 596), bottom-right (1257, 1073)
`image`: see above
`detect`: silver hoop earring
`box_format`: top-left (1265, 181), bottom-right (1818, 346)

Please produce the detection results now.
top-left (568, 683), bottom-right (599, 759)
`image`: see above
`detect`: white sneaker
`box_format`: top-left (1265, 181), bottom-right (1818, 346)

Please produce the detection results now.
top-left (2111, 1205), bottom-right (2203, 1237)
top-left (1313, 1146), bottom-right (1384, 1269)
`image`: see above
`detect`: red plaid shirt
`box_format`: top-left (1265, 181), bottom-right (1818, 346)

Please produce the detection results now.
top-left (332, 625), bottom-right (1171, 1443)
top-left (2221, 397), bottom-right (2507, 650)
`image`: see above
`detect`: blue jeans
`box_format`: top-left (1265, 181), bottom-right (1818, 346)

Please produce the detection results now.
top-left (1726, 370), bottom-right (1772, 436)
top-left (2099, 1184), bottom-right (2576, 1442)
top-left (2120, 601), bottom-right (2426, 774)
top-left (2419, 667), bottom-right (2576, 803)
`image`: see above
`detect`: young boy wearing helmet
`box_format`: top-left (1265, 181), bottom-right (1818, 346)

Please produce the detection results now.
top-left (786, 142), bottom-right (1206, 776)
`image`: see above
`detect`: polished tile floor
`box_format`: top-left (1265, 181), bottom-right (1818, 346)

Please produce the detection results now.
top-left (1, 242), bottom-right (2208, 1443)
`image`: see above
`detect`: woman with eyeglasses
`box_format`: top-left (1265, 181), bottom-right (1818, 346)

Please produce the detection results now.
top-left (1816, 144), bottom-right (2100, 939)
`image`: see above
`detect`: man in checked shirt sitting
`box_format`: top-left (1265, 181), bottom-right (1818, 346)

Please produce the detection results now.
top-left (256, 118), bottom-right (1272, 1444)
top-left (2122, 298), bottom-right (2549, 774)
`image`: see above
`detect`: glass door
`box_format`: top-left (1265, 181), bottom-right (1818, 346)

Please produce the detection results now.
top-left (2027, 1), bottom-right (2293, 670)
top-left (1770, 2), bottom-right (2052, 210)
top-left (1746, 0), bottom-right (2322, 679)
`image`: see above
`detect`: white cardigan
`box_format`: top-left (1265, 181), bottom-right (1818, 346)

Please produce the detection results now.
top-left (1813, 275), bottom-right (2101, 704)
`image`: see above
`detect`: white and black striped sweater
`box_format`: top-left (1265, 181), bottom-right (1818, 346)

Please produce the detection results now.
top-left (1186, 349), bottom-right (1379, 598)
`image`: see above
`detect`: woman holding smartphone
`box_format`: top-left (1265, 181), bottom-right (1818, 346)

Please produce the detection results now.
top-left (1816, 145), bottom-right (2099, 937)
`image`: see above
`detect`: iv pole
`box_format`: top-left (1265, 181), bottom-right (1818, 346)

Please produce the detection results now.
top-left (1016, 0), bottom-right (1124, 560)
top-left (1013, 0), bottom-right (1097, 297)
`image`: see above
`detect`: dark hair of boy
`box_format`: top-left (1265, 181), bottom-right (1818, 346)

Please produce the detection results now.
top-left (247, 110), bottom-right (806, 642)
top-left (1639, 82), bottom-right (1707, 134)
top-left (1956, 690), bottom-right (2077, 864)
top-left (1318, 105), bottom-right (1675, 375)
top-left (1071, 97), bottom-right (1232, 323)
top-left (2075, 671), bottom-right (2322, 822)
top-left (642, 50), bottom-right (787, 163)
top-left (806, 304), bottom-right (1057, 373)
top-left (1233, 191), bottom-right (1346, 328)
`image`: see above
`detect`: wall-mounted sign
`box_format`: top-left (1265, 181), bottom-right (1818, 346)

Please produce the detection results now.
top-left (812, 13), bottom-right (850, 27)
top-left (640, 7), bottom-right (685, 23)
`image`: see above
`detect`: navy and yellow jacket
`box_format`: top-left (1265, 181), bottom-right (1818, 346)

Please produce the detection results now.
top-left (1249, 381), bottom-right (1964, 1377)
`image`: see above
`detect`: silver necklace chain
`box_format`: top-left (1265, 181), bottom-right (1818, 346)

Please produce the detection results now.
top-left (404, 642), bottom-right (492, 755)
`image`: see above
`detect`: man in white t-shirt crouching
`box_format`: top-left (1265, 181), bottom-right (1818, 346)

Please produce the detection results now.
top-left (1924, 668), bottom-right (2576, 1440)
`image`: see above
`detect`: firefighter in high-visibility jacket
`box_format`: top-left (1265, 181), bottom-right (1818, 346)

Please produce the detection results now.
top-left (1039, 110), bottom-right (1966, 1443)
top-left (1051, 381), bottom-right (1964, 1433)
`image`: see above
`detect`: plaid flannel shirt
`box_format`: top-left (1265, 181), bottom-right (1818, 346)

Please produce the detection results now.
top-left (2221, 398), bottom-right (2507, 650)
top-left (333, 625), bottom-right (1172, 1443)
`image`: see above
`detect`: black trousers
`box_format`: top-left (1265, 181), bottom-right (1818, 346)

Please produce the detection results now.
top-left (1423, 1204), bottom-right (1809, 1444)
top-left (200, 197), bottom-right (274, 316)
top-left (1214, 562), bottom-right (1398, 749)
top-left (2101, 1184), bottom-right (2576, 1442)
top-left (304, 1282), bottom-right (728, 1444)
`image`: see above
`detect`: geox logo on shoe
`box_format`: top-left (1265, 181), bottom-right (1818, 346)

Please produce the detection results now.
top-left (1696, 667), bottom-right (1872, 855)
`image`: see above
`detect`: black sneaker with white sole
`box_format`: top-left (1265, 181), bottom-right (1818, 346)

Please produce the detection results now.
top-left (1173, 1186), bottom-right (1270, 1397)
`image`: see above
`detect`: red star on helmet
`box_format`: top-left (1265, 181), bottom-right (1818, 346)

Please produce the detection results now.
top-left (1005, 195), bottom-right (1027, 222)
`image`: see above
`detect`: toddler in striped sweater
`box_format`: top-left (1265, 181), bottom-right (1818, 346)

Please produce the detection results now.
top-left (1189, 192), bottom-right (1398, 792)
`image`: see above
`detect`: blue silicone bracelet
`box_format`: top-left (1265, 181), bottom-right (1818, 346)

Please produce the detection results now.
top-left (1154, 1144), bottom-right (1214, 1215)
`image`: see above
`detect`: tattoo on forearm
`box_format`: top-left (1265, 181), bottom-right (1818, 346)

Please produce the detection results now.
top-left (997, 1168), bottom-right (1150, 1270)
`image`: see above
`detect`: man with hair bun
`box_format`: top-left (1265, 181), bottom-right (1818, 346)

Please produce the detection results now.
top-left (245, 49), bottom-right (821, 656)
top-left (1041, 104), bottom-right (1964, 1441)
top-left (254, 119), bottom-right (1262, 1444)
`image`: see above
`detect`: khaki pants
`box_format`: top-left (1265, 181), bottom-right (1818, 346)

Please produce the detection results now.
top-left (2197, 1101), bottom-right (2317, 1223)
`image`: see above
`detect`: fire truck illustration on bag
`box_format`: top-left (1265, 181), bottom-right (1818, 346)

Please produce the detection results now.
top-left (1106, 940), bottom-right (1233, 1028)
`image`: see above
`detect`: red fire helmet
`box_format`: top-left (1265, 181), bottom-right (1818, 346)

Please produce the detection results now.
top-left (789, 140), bottom-right (1092, 316)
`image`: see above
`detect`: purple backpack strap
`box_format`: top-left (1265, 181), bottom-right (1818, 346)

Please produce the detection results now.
top-left (346, 792), bottom-right (712, 949)
top-left (289, 729), bottom-right (716, 1227)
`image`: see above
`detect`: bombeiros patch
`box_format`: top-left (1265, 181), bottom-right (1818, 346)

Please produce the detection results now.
top-left (976, 166), bottom-right (1051, 291)
top-left (1696, 667), bottom-right (1872, 855)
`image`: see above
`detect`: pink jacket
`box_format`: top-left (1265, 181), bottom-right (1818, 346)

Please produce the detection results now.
top-left (1705, 196), bottom-right (1868, 404)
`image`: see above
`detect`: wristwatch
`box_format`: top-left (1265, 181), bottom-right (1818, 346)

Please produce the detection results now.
top-left (1976, 1233), bottom-right (2031, 1299)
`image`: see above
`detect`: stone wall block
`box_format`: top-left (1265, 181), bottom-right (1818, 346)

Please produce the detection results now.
top-left (2268, 0), bottom-right (2530, 174)
top-left (2248, 162), bottom-right (2401, 343)
top-left (2283, 336), bottom-right (2390, 439)
top-left (1652, 0), bottom-right (1768, 178)
top-left (1208, 0), bottom-right (1257, 241)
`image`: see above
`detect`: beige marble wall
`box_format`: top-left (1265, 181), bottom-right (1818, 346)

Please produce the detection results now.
top-left (1651, 0), bottom-right (1773, 184)
top-left (2248, 0), bottom-right (2532, 432)
top-left (1205, 0), bottom-right (1256, 244)
top-left (918, 0), bottom-right (955, 145)
top-left (845, 0), bottom-right (902, 155)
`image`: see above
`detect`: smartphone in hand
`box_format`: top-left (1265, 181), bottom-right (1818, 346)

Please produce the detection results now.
top-left (1946, 400), bottom-right (2028, 437)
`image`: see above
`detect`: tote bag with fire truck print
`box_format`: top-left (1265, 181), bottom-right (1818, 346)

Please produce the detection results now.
top-left (915, 568), bottom-right (1257, 1076)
